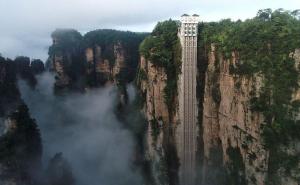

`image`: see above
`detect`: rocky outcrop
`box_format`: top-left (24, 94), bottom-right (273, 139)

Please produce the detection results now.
top-left (138, 56), bottom-right (168, 170)
top-left (48, 29), bottom-right (84, 90)
top-left (53, 55), bottom-right (72, 87)
top-left (113, 42), bottom-right (127, 77)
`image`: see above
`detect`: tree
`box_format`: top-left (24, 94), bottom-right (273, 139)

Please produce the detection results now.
top-left (257, 9), bottom-right (272, 21)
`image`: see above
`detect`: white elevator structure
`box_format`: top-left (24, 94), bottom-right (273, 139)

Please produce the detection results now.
top-left (177, 14), bottom-right (200, 185)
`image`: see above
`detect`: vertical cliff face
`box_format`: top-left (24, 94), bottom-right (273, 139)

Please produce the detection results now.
top-left (200, 46), bottom-right (300, 185)
top-left (138, 55), bottom-right (178, 184)
top-left (84, 42), bottom-right (128, 86)
top-left (201, 45), bottom-right (268, 185)
top-left (198, 10), bottom-right (300, 185)
top-left (83, 29), bottom-right (147, 89)
top-left (138, 20), bottom-right (182, 185)
top-left (139, 56), bottom-right (170, 124)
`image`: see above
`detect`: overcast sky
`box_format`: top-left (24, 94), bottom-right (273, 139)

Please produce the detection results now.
top-left (0, 0), bottom-right (299, 61)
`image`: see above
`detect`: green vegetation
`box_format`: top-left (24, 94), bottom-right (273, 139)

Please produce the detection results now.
top-left (200, 9), bottom-right (300, 182)
top-left (139, 20), bottom-right (182, 114)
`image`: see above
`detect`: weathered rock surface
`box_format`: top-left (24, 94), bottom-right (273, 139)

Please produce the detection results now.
top-left (139, 56), bottom-right (170, 124)
top-left (138, 56), bottom-right (179, 184)
top-left (201, 45), bottom-right (268, 185)
top-left (84, 42), bottom-right (128, 86)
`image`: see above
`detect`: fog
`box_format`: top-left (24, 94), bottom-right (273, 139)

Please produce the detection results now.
top-left (18, 72), bottom-right (143, 185)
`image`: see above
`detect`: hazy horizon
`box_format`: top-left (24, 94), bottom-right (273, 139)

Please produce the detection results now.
top-left (0, 0), bottom-right (299, 61)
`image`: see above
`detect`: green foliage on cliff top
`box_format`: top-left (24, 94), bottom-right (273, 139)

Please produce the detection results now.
top-left (201, 9), bottom-right (300, 143)
top-left (200, 9), bottom-right (300, 181)
top-left (139, 20), bottom-right (182, 114)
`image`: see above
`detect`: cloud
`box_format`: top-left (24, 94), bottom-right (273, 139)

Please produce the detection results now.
top-left (18, 72), bottom-right (143, 185)
top-left (0, 0), bottom-right (299, 60)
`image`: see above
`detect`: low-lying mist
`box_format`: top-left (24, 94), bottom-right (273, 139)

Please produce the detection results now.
top-left (18, 72), bottom-right (143, 185)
